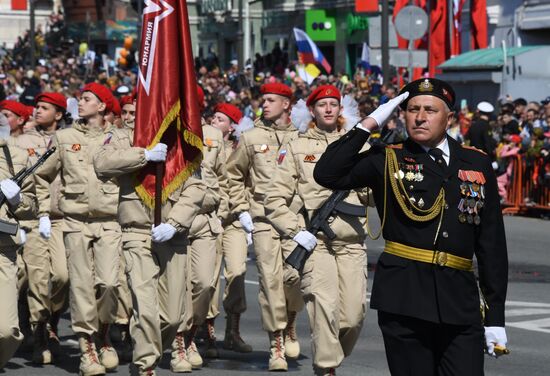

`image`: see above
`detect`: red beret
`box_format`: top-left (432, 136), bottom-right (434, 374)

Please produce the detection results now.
top-left (306, 85), bottom-right (341, 107)
top-left (509, 134), bottom-right (522, 144)
top-left (82, 83), bottom-right (115, 111)
top-left (119, 95), bottom-right (134, 107)
top-left (260, 83), bottom-right (293, 98)
top-left (196, 85), bottom-right (205, 112)
top-left (0, 100), bottom-right (31, 121)
top-left (110, 98), bottom-right (121, 116)
top-left (215, 103), bottom-right (242, 124)
top-left (35, 92), bottom-right (67, 111)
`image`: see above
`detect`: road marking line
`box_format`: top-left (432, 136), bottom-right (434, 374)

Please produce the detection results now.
top-left (507, 318), bottom-right (550, 334)
top-left (506, 308), bottom-right (550, 317)
top-left (506, 300), bottom-right (550, 308)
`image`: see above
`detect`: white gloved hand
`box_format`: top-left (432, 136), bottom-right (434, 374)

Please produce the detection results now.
top-left (1, 179), bottom-right (21, 206)
top-left (492, 161), bottom-right (499, 170)
top-left (39, 216), bottom-right (52, 239)
top-left (368, 92), bottom-right (410, 127)
top-left (292, 230), bottom-right (317, 252)
top-left (144, 143), bottom-right (168, 162)
top-left (19, 229), bottom-right (26, 245)
top-left (151, 223), bottom-right (177, 243)
top-left (238, 212), bottom-right (254, 233)
top-left (484, 326), bottom-right (508, 357)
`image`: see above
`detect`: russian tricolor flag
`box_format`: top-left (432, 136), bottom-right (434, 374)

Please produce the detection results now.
top-left (293, 28), bottom-right (332, 74)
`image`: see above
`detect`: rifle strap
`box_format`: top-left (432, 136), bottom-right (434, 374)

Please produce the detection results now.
top-left (1, 145), bottom-right (15, 177)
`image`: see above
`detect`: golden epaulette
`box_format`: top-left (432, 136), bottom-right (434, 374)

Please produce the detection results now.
top-left (386, 144), bottom-right (403, 149)
top-left (461, 145), bottom-right (487, 155)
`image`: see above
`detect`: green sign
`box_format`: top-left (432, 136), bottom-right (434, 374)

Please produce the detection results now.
top-left (305, 10), bottom-right (337, 42)
top-left (347, 13), bottom-right (369, 35)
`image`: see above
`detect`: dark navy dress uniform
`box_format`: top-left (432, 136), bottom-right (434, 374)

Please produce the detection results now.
top-left (313, 80), bottom-right (508, 376)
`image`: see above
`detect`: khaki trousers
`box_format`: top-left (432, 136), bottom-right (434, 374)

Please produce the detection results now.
top-left (208, 220), bottom-right (248, 319)
top-left (63, 219), bottom-right (121, 336)
top-left (115, 245), bottom-right (132, 325)
top-left (122, 231), bottom-right (188, 371)
top-left (0, 247), bottom-right (24, 369)
top-left (301, 241), bottom-right (368, 369)
top-left (253, 220), bottom-right (304, 333)
top-left (24, 219), bottom-right (69, 324)
top-left (185, 214), bottom-right (220, 330)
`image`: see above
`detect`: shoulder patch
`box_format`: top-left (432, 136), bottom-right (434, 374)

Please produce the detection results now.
top-left (461, 145), bottom-right (487, 155)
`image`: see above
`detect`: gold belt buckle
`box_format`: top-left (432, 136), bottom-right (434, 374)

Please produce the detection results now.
top-left (436, 251), bottom-right (448, 266)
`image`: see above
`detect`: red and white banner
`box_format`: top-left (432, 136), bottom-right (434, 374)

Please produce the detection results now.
top-left (471, 0), bottom-right (488, 49)
top-left (134, 0), bottom-right (203, 207)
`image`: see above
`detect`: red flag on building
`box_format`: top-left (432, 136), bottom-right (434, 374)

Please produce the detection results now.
top-left (471, 0), bottom-right (488, 49)
top-left (11, 0), bottom-right (27, 10)
top-left (134, 0), bottom-right (202, 208)
top-left (451, 0), bottom-right (467, 56)
top-left (428, 0), bottom-right (449, 77)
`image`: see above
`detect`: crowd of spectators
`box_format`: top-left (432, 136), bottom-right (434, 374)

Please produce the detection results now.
top-left (1, 12), bottom-right (550, 207)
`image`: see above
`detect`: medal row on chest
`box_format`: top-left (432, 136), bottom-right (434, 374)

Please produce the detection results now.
top-left (458, 169), bottom-right (486, 225)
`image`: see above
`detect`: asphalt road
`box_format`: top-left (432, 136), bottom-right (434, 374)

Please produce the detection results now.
top-left (4, 214), bottom-right (550, 375)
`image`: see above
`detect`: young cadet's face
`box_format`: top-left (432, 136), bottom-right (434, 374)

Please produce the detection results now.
top-left (0, 109), bottom-right (24, 132)
top-left (404, 95), bottom-right (453, 148)
top-left (310, 98), bottom-right (341, 129)
top-left (122, 103), bottom-right (136, 125)
top-left (35, 101), bottom-right (61, 126)
top-left (210, 112), bottom-right (233, 137)
top-left (261, 94), bottom-right (289, 121)
top-left (78, 91), bottom-right (105, 118)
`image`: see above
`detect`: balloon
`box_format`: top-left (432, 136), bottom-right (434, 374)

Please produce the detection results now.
top-left (119, 48), bottom-right (129, 58)
top-left (118, 57), bottom-right (127, 66)
top-left (124, 36), bottom-right (133, 50)
top-left (79, 42), bottom-right (88, 55)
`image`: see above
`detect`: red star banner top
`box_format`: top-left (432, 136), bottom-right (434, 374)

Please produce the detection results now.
top-left (134, 0), bottom-right (203, 207)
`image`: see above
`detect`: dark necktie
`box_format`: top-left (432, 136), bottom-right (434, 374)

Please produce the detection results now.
top-left (429, 148), bottom-right (447, 169)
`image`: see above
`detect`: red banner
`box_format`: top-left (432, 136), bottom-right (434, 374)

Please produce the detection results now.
top-left (471, 0), bottom-right (488, 49)
top-left (355, 0), bottom-right (378, 13)
top-left (134, 0), bottom-right (202, 208)
top-left (11, 0), bottom-right (27, 11)
top-left (429, 0), bottom-right (449, 77)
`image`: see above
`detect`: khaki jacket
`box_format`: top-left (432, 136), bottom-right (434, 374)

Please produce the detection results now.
top-left (0, 139), bottom-right (37, 247)
top-left (264, 126), bottom-right (372, 243)
top-left (93, 127), bottom-right (205, 239)
top-left (227, 118), bottom-right (300, 220)
top-left (9, 127), bottom-right (63, 222)
top-left (34, 120), bottom-right (119, 220)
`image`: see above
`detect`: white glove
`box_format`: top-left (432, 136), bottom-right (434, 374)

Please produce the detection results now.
top-left (1, 179), bottom-right (21, 206)
top-left (368, 92), bottom-right (410, 127)
top-left (238, 212), bottom-right (254, 233)
top-left (293, 230), bottom-right (317, 252)
top-left (151, 223), bottom-right (177, 243)
top-left (144, 143), bottom-right (168, 162)
top-left (246, 232), bottom-right (253, 246)
top-left (492, 161), bottom-right (499, 170)
top-left (39, 216), bottom-right (52, 239)
top-left (19, 229), bottom-right (26, 245)
top-left (484, 326), bottom-right (508, 357)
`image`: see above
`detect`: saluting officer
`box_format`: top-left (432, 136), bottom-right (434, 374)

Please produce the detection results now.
top-left (227, 83), bottom-right (304, 371)
top-left (9, 92), bottom-right (69, 365)
top-left (34, 83), bottom-right (122, 375)
top-left (265, 85), bottom-right (372, 376)
top-left (314, 78), bottom-right (509, 376)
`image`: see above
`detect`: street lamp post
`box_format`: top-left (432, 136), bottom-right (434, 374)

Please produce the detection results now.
top-left (29, 0), bottom-right (36, 69)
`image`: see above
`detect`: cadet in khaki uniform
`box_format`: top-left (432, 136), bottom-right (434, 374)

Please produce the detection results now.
top-left (227, 83), bottom-right (304, 371)
top-left (9, 92), bottom-right (69, 365)
top-left (203, 103), bottom-right (254, 358)
top-left (93, 125), bottom-right (205, 376)
top-left (265, 86), bottom-right (371, 376)
top-left (35, 83), bottom-right (121, 375)
top-left (182, 117), bottom-right (226, 369)
top-left (0, 125), bottom-right (37, 370)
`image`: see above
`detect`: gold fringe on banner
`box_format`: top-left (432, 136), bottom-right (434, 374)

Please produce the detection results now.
top-left (134, 100), bottom-right (204, 208)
